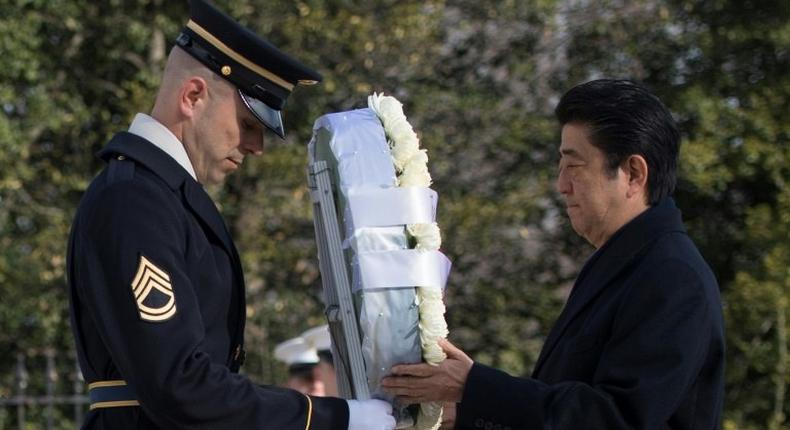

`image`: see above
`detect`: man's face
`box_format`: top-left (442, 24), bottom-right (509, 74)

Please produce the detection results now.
top-left (314, 361), bottom-right (338, 397)
top-left (556, 123), bottom-right (630, 247)
top-left (188, 87), bottom-right (264, 185)
top-left (286, 374), bottom-right (325, 397)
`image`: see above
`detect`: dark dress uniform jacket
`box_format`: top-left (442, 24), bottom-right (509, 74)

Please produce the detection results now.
top-left (456, 199), bottom-right (724, 429)
top-left (67, 132), bottom-right (347, 429)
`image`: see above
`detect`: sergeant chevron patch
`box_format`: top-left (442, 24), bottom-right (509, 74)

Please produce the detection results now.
top-left (131, 255), bottom-right (177, 322)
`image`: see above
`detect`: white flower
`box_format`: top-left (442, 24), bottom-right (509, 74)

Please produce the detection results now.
top-left (377, 96), bottom-right (406, 127)
top-left (413, 287), bottom-right (448, 430)
top-left (385, 115), bottom-right (416, 141)
top-left (398, 165), bottom-right (432, 187)
top-left (367, 92), bottom-right (384, 116)
top-left (407, 222), bottom-right (441, 251)
top-left (407, 148), bottom-right (429, 166)
top-left (390, 130), bottom-right (420, 172)
top-left (368, 92), bottom-right (408, 130)
top-left (418, 287), bottom-right (448, 365)
top-left (369, 91), bottom-right (447, 430)
top-left (399, 151), bottom-right (432, 187)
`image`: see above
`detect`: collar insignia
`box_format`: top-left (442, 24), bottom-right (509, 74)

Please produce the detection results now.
top-left (131, 255), bottom-right (177, 322)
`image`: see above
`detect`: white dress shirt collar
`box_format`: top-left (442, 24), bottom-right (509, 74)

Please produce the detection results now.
top-left (127, 113), bottom-right (197, 181)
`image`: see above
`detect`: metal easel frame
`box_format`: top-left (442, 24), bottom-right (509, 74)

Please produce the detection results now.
top-left (307, 160), bottom-right (370, 400)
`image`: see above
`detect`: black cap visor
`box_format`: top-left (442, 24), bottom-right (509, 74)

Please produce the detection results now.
top-left (239, 89), bottom-right (285, 138)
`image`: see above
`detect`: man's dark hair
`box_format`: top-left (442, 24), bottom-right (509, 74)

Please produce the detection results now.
top-left (554, 79), bottom-right (680, 205)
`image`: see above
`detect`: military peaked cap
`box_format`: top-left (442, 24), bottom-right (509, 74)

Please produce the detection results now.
top-left (274, 337), bottom-right (320, 375)
top-left (175, 0), bottom-right (322, 137)
top-left (301, 325), bottom-right (333, 364)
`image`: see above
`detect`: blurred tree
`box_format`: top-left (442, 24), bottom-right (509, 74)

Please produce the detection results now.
top-left (664, 1), bottom-right (789, 428)
top-left (0, 0), bottom-right (786, 428)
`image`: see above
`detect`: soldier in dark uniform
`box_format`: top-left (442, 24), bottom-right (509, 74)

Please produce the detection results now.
top-left (382, 80), bottom-right (725, 429)
top-left (66, 1), bottom-right (395, 429)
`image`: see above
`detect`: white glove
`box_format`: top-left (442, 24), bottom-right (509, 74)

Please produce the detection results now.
top-left (347, 399), bottom-right (396, 430)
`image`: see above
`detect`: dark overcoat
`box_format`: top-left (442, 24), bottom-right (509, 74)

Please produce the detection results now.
top-left (67, 132), bottom-right (347, 429)
top-left (456, 199), bottom-right (725, 429)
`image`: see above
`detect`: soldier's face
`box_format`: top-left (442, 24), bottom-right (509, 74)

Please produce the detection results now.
top-left (190, 88), bottom-right (264, 185)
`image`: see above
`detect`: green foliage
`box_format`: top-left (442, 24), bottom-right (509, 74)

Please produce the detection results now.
top-left (0, 0), bottom-right (787, 428)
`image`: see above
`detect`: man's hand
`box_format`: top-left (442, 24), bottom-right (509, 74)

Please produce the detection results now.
top-left (346, 399), bottom-right (395, 430)
top-left (381, 339), bottom-right (474, 404)
top-left (439, 402), bottom-right (457, 430)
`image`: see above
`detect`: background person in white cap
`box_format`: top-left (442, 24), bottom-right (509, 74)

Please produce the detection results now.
top-left (301, 325), bottom-right (339, 397)
top-left (274, 337), bottom-right (325, 396)
top-left (66, 0), bottom-right (395, 429)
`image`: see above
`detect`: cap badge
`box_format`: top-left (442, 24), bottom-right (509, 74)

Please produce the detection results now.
top-left (221, 65), bottom-right (232, 76)
top-left (131, 255), bottom-right (177, 322)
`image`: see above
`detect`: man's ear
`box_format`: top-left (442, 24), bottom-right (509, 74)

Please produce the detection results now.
top-left (178, 77), bottom-right (208, 119)
top-left (623, 154), bottom-right (648, 199)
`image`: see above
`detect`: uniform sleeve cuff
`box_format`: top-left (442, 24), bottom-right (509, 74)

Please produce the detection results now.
top-left (305, 395), bottom-right (349, 430)
top-left (457, 362), bottom-right (545, 429)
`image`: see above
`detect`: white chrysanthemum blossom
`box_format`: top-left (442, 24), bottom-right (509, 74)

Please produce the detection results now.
top-left (399, 151), bottom-right (432, 187)
top-left (368, 92), bottom-right (383, 114)
top-left (406, 148), bottom-right (429, 169)
top-left (417, 287), bottom-right (448, 363)
top-left (378, 97), bottom-right (406, 128)
top-left (388, 116), bottom-right (417, 143)
top-left (389, 125), bottom-right (420, 171)
top-left (371, 92), bottom-right (447, 430)
top-left (414, 272), bottom-right (447, 430)
top-left (407, 223), bottom-right (442, 252)
top-left (368, 92), bottom-right (407, 131)
top-left (391, 134), bottom-right (420, 172)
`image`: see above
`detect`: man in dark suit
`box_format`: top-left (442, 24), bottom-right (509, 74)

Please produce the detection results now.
top-left (382, 79), bottom-right (725, 429)
top-left (66, 1), bottom-right (395, 429)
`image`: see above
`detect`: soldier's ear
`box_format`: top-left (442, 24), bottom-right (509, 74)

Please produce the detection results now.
top-left (178, 77), bottom-right (208, 119)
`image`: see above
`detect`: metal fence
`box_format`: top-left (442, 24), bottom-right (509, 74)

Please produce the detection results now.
top-left (0, 350), bottom-right (88, 429)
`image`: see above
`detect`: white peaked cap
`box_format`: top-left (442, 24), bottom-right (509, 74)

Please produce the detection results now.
top-left (301, 324), bottom-right (332, 351)
top-left (274, 337), bottom-right (320, 365)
